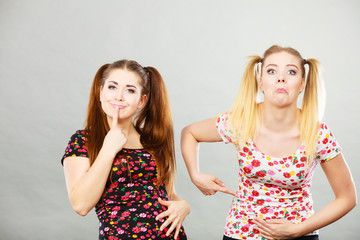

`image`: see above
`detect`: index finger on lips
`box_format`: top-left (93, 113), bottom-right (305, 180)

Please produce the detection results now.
top-left (112, 106), bottom-right (119, 128)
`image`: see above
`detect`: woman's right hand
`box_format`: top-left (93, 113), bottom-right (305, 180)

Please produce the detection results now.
top-left (191, 172), bottom-right (236, 196)
top-left (102, 107), bottom-right (127, 156)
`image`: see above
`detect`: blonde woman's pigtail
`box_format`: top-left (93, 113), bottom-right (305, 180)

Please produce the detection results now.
top-left (229, 56), bottom-right (262, 147)
top-left (300, 58), bottom-right (325, 161)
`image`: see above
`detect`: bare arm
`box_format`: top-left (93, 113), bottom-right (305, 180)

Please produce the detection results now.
top-left (297, 154), bottom-right (357, 234)
top-left (254, 153), bottom-right (357, 239)
top-left (63, 107), bottom-right (127, 216)
top-left (181, 117), bottom-right (235, 196)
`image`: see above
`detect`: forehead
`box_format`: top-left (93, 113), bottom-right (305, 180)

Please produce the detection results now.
top-left (105, 69), bottom-right (141, 85)
top-left (264, 51), bottom-right (301, 66)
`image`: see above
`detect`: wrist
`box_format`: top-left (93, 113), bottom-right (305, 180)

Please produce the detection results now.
top-left (291, 222), bottom-right (307, 238)
top-left (98, 147), bottom-right (118, 161)
top-left (189, 171), bottom-right (201, 183)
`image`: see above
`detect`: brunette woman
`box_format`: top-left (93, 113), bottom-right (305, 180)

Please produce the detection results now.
top-left (62, 60), bottom-right (189, 240)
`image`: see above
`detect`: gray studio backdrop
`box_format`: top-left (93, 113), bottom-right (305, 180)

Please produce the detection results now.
top-left (1, 1), bottom-right (359, 239)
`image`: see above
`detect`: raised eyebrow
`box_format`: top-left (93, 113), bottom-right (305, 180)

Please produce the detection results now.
top-left (107, 80), bottom-right (118, 85)
top-left (287, 64), bottom-right (299, 69)
top-left (265, 64), bottom-right (278, 68)
top-left (126, 84), bottom-right (137, 89)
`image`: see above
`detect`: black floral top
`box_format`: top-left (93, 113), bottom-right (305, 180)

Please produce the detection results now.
top-left (62, 130), bottom-right (187, 240)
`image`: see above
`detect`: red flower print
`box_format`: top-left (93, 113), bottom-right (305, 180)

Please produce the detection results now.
top-left (323, 138), bottom-right (329, 144)
top-left (251, 160), bottom-right (261, 167)
top-left (300, 157), bottom-right (307, 162)
top-left (253, 229), bottom-right (260, 234)
top-left (283, 172), bottom-right (291, 178)
top-left (252, 190), bottom-right (259, 197)
top-left (256, 199), bottom-right (264, 205)
top-left (110, 182), bottom-right (119, 188)
top-left (241, 226), bottom-right (249, 232)
top-left (121, 195), bottom-right (129, 201)
top-left (132, 226), bottom-right (141, 233)
top-left (121, 211), bottom-right (130, 217)
top-left (243, 147), bottom-right (249, 152)
top-left (260, 207), bottom-right (269, 214)
top-left (256, 171), bottom-right (266, 177)
top-left (244, 167), bottom-right (252, 174)
top-left (268, 162), bottom-right (274, 166)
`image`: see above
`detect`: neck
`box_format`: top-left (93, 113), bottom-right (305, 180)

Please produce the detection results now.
top-left (107, 116), bottom-right (136, 136)
top-left (260, 102), bottom-right (300, 132)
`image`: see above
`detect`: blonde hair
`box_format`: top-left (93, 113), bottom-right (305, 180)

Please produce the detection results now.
top-left (229, 45), bottom-right (325, 161)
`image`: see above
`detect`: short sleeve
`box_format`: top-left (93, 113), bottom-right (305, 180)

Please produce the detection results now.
top-left (315, 123), bottom-right (342, 163)
top-left (216, 112), bottom-right (236, 144)
top-left (61, 130), bottom-right (89, 165)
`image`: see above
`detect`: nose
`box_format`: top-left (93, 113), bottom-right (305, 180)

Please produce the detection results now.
top-left (115, 89), bottom-right (124, 101)
top-left (277, 74), bottom-right (285, 83)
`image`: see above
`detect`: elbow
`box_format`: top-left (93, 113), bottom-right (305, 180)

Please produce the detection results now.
top-left (73, 205), bottom-right (92, 216)
top-left (69, 198), bottom-right (93, 216)
top-left (74, 207), bottom-right (91, 216)
top-left (351, 194), bottom-right (358, 209)
top-left (181, 125), bottom-right (191, 137)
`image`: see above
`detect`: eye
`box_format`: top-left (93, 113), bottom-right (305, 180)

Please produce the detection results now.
top-left (126, 88), bottom-right (136, 94)
top-left (288, 70), bottom-right (297, 75)
top-left (267, 69), bottom-right (276, 74)
top-left (108, 85), bottom-right (117, 90)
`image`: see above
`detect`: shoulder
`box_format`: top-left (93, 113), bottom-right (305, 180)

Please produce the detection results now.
top-left (315, 122), bottom-right (342, 163)
top-left (61, 129), bottom-right (89, 165)
top-left (317, 122), bottom-right (336, 144)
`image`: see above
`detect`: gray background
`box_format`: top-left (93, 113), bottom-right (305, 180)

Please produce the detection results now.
top-left (0, 0), bottom-right (359, 239)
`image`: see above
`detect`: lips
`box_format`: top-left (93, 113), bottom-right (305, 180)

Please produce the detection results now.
top-left (111, 104), bottom-right (126, 109)
top-left (276, 88), bottom-right (288, 93)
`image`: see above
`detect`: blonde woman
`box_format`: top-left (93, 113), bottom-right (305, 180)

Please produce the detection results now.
top-left (181, 45), bottom-right (356, 240)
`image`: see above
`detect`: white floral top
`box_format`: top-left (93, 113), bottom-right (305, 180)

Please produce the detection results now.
top-left (216, 113), bottom-right (341, 240)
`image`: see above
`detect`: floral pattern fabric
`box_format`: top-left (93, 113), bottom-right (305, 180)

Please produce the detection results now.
top-left (216, 113), bottom-right (341, 240)
top-left (62, 130), bottom-right (187, 240)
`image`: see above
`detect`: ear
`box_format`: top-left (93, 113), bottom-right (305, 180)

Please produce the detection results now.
top-left (259, 77), bottom-right (264, 92)
top-left (300, 77), bottom-right (305, 92)
top-left (137, 94), bottom-right (148, 109)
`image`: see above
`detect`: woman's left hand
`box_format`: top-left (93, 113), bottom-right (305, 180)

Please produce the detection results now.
top-left (253, 218), bottom-right (301, 240)
top-left (156, 198), bottom-right (190, 239)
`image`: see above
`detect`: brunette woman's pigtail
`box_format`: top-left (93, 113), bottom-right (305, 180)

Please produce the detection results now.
top-left (85, 63), bottom-right (111, 166)
top-left (135, 67), bottom-right (176, 197)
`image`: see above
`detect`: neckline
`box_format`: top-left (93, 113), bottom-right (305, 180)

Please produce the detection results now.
top-left (122, 147), bottom-right (145, 151)
top-left (250, 139), bottom-right (304, 160)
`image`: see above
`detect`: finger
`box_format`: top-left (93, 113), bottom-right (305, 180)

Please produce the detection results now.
top-left (112, 107), bottom-right (119, 128)
top-left (266, 218), bottom-right (286, 224)
top-left (160, 216), bottom-right (174, 231)
top-left (158, 198), bottom-right (171, 206)
top-left (213, 177), bottom-right (226, 187)
top-left (174, 225), bottom-right (181, 240)
top-left (217, 186), bottom-right (236, 196)
top-left (155, 209), bottom-right (169, 221)
top-left (166, 218), bottom-right (179, 236)
top-left (254, 219), bottom-right (273, 236)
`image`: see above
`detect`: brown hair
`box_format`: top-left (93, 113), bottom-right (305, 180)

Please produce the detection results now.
top-left (85, 60), bottom-right (176, 195)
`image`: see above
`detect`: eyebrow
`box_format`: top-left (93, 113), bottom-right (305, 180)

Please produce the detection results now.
top-left (107, 81), bottom-right (138, 88)
top-left (265, 64), bottom-right (299, 69)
